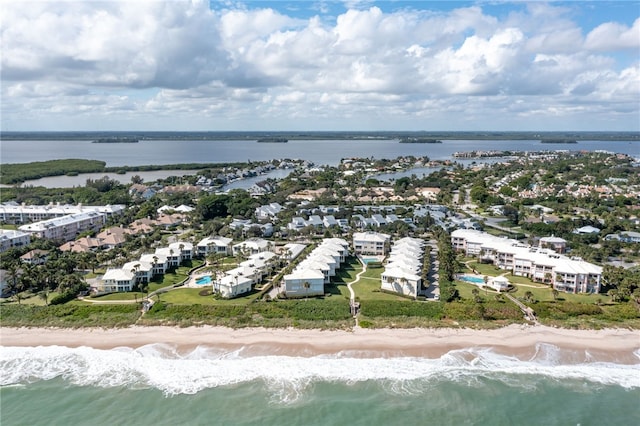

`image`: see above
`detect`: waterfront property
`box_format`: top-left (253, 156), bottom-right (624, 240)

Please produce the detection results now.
top-left (281, 238), bottom-right (350, 297)
top-left (94, 242), bottom-right (192, 293)
top-left (457, 274), bottom-right (510, 292)
top-left (99, 269), bottom-right (136, 292)
top-left (353, 232), bottom-right (390, 256)
top-left (451, 229), bottom-right (602, 293)
top-left (282, 269), bottom-right (325, 297)
top-left (381, 237), bottom-right (425, 298)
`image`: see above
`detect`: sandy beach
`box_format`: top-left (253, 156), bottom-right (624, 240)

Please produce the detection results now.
top-left (2, 325), bottom-right (639, 362)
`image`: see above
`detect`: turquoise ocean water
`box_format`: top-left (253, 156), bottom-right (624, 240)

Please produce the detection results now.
top-left (2, 344), bottom-right (639, 425)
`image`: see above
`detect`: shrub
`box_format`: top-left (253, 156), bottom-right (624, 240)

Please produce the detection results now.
top-left (360, 300), bottom-right (444, 318)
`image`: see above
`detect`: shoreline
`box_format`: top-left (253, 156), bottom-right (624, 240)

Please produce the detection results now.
top-left (2, 324), bottom-right (639, 363)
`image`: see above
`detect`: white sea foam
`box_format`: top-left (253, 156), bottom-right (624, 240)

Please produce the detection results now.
top-left (1, 344), bottom-right (638, 401)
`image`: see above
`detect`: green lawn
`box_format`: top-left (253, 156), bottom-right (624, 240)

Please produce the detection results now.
top-left (352, 262), bottom-right (414, 302)
top-left (464, 260), bottom-right (503, 276)
top-left (91, 292), bottom-right (145, 301)
top-left (7, 291), bottom-right (60, 306)
top-left (160, 288), bottom-right (255, 305)
top-left (456, 278), bottom-right (605, 305)
top-left (148, 260), bottom-right (203, 292)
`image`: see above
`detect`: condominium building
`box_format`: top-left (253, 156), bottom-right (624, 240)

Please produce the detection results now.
top-left (352, 232), bottom-right (391, 256)
top-left (0, 203), bottom-right (124, 224)
top-left (451, 229), bottom-right (602, 293)
top-left (381, 237), bottom-right (425, 298)
top-left (18, 211), bottom-right (106, 242)
top-left (0, 229), bottom-right (31, 252)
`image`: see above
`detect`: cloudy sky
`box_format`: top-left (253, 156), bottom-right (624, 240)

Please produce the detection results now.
top-left (1, 0), bottom-right (639, 131)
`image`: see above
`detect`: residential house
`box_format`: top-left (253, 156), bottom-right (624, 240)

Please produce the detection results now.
top-left (20, 249), bottom-right (49, 265)
top-left (255, 203), bottom-right (283, 220)
top-left (155, 247), bottom-right (181, 268)
top-left (539, 236), bottom-right (568, 253)
top-left (574, 225), bottom-right (601, 234)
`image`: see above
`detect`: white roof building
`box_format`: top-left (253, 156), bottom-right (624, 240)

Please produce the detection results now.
top-left (98, 269), bottom-right (136, 293)
top-left (232, 238), bottom-right (271, 257)
top-left (0, 203), bottom-right (124, 224)
top-left (353, 232), bottom-right (391, 255)
top-left (0, 229), bottom-right (31, 252)
top-left (19, 211), bottom-right (106, 242)
top-left (451, 229), bottom-right (602, 293)
top-left (381, 236), bottom-right (425, 298)
top-left (283, 269), bottom-right (325, 297)
top-left (197, 236), bottom-right (233, 256)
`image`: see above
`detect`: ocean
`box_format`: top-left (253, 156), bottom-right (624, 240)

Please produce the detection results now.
top-left (2, 344), bottom-right (639, 425)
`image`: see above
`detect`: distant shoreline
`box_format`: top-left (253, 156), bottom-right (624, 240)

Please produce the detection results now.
top-left (2, 131), bottom-right (639, 142)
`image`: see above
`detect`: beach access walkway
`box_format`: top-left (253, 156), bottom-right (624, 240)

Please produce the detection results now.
top-left (346, 257), bottom-right (368, 325)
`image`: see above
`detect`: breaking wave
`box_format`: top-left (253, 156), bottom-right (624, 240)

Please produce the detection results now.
top-left (1, 344), bottom-right (639, 402)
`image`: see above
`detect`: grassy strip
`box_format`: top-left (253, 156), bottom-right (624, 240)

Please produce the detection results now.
top-left (139, 299), bottom-right (352, 328)
top-left (0, 159), bottom-right (106, 184)
top-left (0, 304), bottom-right (141, 328)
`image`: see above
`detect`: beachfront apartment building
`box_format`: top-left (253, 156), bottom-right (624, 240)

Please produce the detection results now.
top-left (139, 253), bottom-right (169, 275)
top-left (169, 241), bottom-right (193, 262)
top-left (122, 261), bottom-right (154, 284)
top-left (232, 238), bottom-right (271, 257)
top-left (281, 238), bottom-right (350, 297)
top-left (197, 236), bottom-right (233, 257)
top-left (18, 211), bottom-right (106, 242)
top-left (216, 273), bottom-right (253, 299)
top-left (352, 232), bottom-right (391, 256)
top-left (0, 203), bottom-right (125, 224)
top-left (99, 269), bottom-right (136, 293)
top-left (451, 229), bottom-right (602, 293)
top-left (95, 243), bottom-right (192, 293)
top-left (0, 229), bottom-right (31, 252)
top-left (381, 237), bottom-right (425, 298)
top-left (282, 269), bottom-right (325, 297)
top-left (213, 251), bottom-right (278, 299)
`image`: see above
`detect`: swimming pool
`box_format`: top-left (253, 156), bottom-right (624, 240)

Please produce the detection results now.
top-left (362, 258), bottom-right (380, 264)
top-left (458, 275), bottom-right (485, 284)
top-left (195, 275), bottom-right (212, 285)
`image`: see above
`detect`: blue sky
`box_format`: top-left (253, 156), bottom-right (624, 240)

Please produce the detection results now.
top-left (1, 0), bottom-right (639, 131)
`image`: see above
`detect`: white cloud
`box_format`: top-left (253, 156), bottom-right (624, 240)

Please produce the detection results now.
top-left (585, 17), bottom-right (640, 51)
top-left (1, 1), bottom-right (638, 131)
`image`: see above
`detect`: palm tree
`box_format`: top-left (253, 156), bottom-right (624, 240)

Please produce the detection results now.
top-left (523, 291), bottom-right (535, 303)
top-left (38, 290), bottom-right (49, 306)
top-left (551, 289), bottom-right (559, 301)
